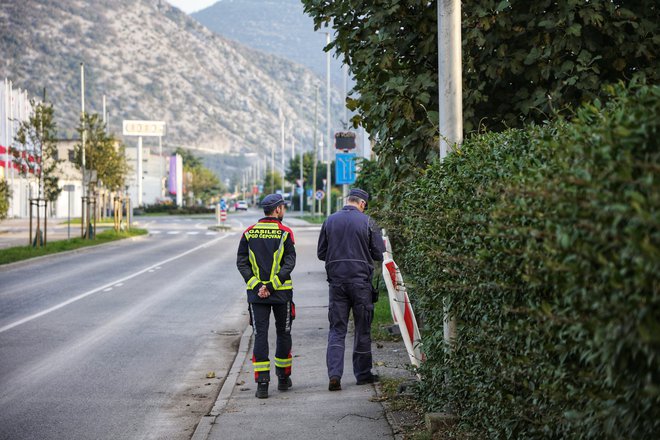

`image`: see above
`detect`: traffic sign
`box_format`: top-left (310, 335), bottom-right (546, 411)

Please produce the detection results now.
top-left (315, 190), bottom-right (325, 200)
top-left (335, 131), bottom-right (356, 150)
top-left (296, 187), bottom-right (303, 195)
top-left (306, 189), bottom-right (313, 198)
top-left (335, 153), bottom-right (357, 185)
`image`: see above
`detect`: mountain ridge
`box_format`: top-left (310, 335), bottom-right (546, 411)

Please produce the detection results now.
top-left (0, 0), bottom-right (342, 159)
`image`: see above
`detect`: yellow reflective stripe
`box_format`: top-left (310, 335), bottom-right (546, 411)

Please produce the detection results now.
top-left (253, 361), bottom-right (270, 371)
top-left (247, 277), bottom-right (260, 289)
top-left (254, 223), bottom-right (279, 229)
top-left (269, 232), bottom-right (288, 289)
top-left (273, 275), bottom-right (292, 290)
top-left (247, 248), bottom-right (262, 289)
top-left (274, 357), bottom-right (292, 368)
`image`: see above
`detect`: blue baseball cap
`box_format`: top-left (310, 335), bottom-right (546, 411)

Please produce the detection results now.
top-left (349, 188), bottom-right (369, 202)
top-left (261, 193), bottom-right (286, 211)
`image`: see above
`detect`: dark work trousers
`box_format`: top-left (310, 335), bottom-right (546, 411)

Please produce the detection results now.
top-left (249, 302), bottom-right (293, 382)
top-left (326, 283), bottom-right (374, 381)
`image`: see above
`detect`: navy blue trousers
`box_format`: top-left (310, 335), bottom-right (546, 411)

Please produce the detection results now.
top-left (326, 283), bottom-right (374, 381)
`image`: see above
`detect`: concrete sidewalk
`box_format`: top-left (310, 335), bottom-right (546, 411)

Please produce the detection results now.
top-left (193, 228), bottom-right (394, 440)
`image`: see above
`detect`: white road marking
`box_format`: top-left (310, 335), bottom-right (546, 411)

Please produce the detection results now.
top-left (151, 231), bottom-right (162, 234)
top-left (167, 231), bottom-right (180, 235)
top-left (187, 231), bottom-right (200, 235)
top-left (0, 234), bottom-right (231, 334)
top-left (103, 288), bottom-right (113, 292)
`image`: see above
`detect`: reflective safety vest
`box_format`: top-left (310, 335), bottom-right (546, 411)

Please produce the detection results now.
top-left (237, 217), bottom-right (296, 303)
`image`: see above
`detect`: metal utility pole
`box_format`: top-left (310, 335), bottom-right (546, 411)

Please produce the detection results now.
top-left (299, 138), bottom-right (303, 215)
top-left (280, 117), bottom-right (285, 195)
top-left (80, 63), bottom-right (88, 238)
top-left (270, 143), bottom-right (274, 193)
top-left (438, 0), bottom-right (463, 352)
top-left (312, 85), bottom-right (319, 215)
top-left (438, 0), bottom-right (463, 161)
top-left (325, 31), bottom-right (332, 217)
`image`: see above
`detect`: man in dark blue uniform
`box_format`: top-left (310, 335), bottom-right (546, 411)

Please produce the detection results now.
top-left (237, 194), bottom-right (296, 399)
top-left (317, 188), bottom-right (386, 391)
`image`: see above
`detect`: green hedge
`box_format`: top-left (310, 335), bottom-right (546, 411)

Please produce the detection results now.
top-left (375, 81), bottom-right (659, 438)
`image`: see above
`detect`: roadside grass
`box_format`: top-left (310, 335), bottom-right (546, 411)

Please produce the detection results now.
top-left (372, 287), bottom-right (400, 342)
top-left (60, 217), bottom-right (115, 225)
top-left (0, 228), bottom-right (148, 265)
top-left (298, 215), bottom-right (327, 224)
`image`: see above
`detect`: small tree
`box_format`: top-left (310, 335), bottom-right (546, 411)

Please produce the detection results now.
top-left (174, 147), bottom-right (222, 205)
top-left (74, 113), bottom-right (129, 236)
top-left (262, 168), bottom-right (283, 195)
top-left (14, 98), bottom-right (61, 245)
top-left (75, 113), bottom-right (129, 191)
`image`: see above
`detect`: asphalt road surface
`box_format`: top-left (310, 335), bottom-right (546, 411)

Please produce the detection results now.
top-left (0, 212), bottom-right (261, 440)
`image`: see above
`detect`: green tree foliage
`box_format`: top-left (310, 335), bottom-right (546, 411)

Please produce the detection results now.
top-left (365, 82), bottom-right (660, 438)
top-left (74, 113), bottom-right (129, 192)
top-left (0, 180), bottom-right (10, 220)
top-left (261, 168), bottom-right (283, 195)
top-left (284, 152), bottom-right (330, 191)
top-left (302, 0), bottom-right (659, 180)
top-left (173, 147), bottom-right (222, 205)
top-left (14, 99), bottom-right (62, 202)
top-left (463, 0), bottom-right (659, 132)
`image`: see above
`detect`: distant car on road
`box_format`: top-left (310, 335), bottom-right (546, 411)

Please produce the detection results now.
top-left (235, 200), bottom-right (249, 211)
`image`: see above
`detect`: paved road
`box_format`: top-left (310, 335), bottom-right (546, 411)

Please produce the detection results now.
top-left (0, 212), bottom-right (260, 440)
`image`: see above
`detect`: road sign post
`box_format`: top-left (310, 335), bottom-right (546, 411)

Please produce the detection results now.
top-left (122, 120), bottom-right (166, 208)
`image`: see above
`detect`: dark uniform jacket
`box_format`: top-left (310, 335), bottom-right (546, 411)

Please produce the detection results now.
top-left (317, 205), bottom-right (386, 285)
top-left (237, 217), bottom-right (296, 304)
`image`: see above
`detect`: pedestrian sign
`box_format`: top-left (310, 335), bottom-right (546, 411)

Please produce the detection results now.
top-left (315, 190), bottom-right (325, 200)
top-left (335, 153), bottom-right (357, 185)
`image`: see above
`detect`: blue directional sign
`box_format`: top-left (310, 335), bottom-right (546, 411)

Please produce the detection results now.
top-left (306, 189), bottom-right (313, 198)
top-left (335, 153), bottom-right (357, 185)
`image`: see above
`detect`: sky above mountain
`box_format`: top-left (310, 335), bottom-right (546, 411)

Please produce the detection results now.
top-left (166, 0), bottom-right (216, 14)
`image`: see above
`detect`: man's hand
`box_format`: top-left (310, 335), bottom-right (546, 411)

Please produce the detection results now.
top-left (258, 285), bottom-right (270, 299)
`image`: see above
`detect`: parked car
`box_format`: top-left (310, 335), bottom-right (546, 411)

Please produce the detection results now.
top-left (235, 200), bottom-right (249, 211)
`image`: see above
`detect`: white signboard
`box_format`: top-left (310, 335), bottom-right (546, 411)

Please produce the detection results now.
top-left (122, 120), bottom-right (166, 137)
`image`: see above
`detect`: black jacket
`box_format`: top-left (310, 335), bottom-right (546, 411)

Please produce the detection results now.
top-left (317, 205), bottom-right (385, 284)
top-left (237, 217), bottom-right (296, 303)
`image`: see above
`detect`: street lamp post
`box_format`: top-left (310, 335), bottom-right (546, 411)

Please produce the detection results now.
top-left (325, 31), bottom-right (332, 217)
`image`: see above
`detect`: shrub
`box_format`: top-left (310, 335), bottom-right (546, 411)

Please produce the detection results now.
top-left (381, 81), bottom-right (659, 438)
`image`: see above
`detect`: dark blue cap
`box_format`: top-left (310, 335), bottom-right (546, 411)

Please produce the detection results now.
top-left (349, 188), bottom-right (369, 202)
top-left (261, 193), bottom-right (285, 211)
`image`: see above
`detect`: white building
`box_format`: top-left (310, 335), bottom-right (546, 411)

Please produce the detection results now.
top-left (124, 144), bottom-right (169, 207)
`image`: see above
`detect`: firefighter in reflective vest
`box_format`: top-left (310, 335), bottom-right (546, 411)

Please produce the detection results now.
top-left (236, 193), bottom-right (296, 399)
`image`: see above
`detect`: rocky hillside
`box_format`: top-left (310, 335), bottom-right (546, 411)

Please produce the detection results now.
top-left (0, 0), bottom-right (343, 156)
top-left (192, 0), bottom-right (347, 88)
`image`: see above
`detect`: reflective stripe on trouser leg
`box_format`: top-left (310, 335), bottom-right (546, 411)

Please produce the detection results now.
top-left (326, 285), bottom-right (350, 379)
top-left (250, 303), bottom-right (272, 382)
top-left (273, 302), bottom-right (293, 378)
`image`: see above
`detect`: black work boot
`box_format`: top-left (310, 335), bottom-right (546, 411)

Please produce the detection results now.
top-left (255, 381), bottom-right (269, 399)
top-left (328, 376), bottom-right (341, 391)
top-left (356, 374), bottom-right (380, 385)
top-left (277, 376), bottom-right (292, 391)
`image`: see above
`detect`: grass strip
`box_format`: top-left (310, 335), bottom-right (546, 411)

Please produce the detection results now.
top-left (0, 228), bottom-right (148, 265)
top-left (298, 215), bottom-right (327, 224)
